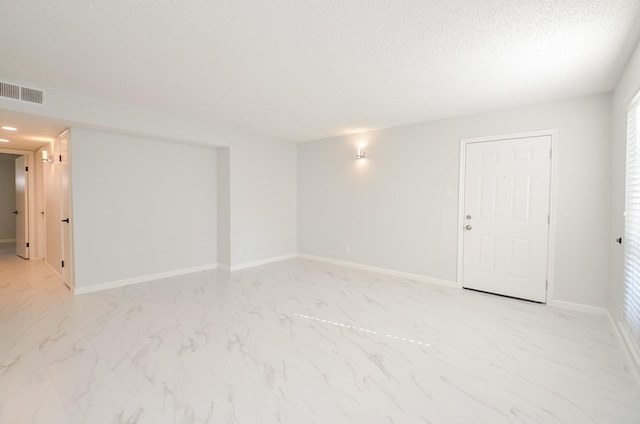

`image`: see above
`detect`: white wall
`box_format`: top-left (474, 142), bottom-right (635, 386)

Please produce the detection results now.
top-left (217, 147), bottom-right (231, 266)
top-left (0, 87), bottom-right (298, 287)
top-left (230, 138), bottom-right (297, 265)
top-left (609, 40), bottom-right (640, 322)
top-left (299, 93), bottom-right (612, 308)
top-left (0, 155), bottom-right (17, 241)
top-left (71, 128), bottom-right (218, 287)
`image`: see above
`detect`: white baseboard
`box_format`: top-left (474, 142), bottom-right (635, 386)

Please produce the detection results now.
top-left (0, 238), bottom-right (16, 244)
top-left (297, 253), bottom-right (458, 288)
top-left (74, 263), bottom-right (219, 295)
top-left (230, 253), bottom-right (297, 271)
top-left (73, 253), bottom-right (298, 294)
top-left (607, 312), bottom-right (640, 388)
top-left (548, 299), bottom-right (607, 315)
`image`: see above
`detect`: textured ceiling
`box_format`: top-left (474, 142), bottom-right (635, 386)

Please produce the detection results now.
top-left (1, 0), bottom-right (639, 142)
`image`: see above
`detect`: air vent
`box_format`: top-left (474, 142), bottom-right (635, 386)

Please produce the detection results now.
top-left (0, 80), bottom-right (45, 105)
top-left (0, 82), bottom-right (20, 100)
top-left (21, 86), bottom-right (44, 104)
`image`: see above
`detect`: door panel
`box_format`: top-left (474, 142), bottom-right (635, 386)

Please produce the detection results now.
top-left (462, 136), bottom-right (551, 302)
top-left (15, 156), bottom-right (28, 258)
top-left (512, 175), bottom-right (531, 221)
top-left (479, 235), bottom-right (495, 272)
top-left (480, 176), bottom-right (497, 219)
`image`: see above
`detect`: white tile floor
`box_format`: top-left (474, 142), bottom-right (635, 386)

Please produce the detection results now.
top-left (1, 242), bottom-right (639, 423)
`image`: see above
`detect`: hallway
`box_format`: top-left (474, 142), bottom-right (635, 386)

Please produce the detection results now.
top-left (0, 242), bottom-right (72, 423)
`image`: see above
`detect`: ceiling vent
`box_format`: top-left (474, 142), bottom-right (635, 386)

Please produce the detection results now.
top-left (0, 80), bottom-right (45, 105)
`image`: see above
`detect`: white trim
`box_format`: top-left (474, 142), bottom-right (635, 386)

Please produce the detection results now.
top-left (624, 83), bottom-right (640, 112)
top-left (607, 312), bottom-right (640, 387)
top-left (73, 263), bottom-right (219, 295)
top-left (548, 299), bottom-right (607, 315)
top-left (459, 129), bottom-right (559, 144)
top-left (456, 138), bottom-right (467, 286)
top-left (230, 253), bottom-right (297, 271)
top-left (0, 238), bottom-right (16, 244)
top-left (297, 253), bottom-right (458, 288)
top-left (547, 130), bottom-right (559, 305)
top-left (618, 321), bottom-right (640, 387)
top-left (59, 129), bottom-right (75, 290)
top-left (217, 263), bottom-right (231, 271)
top-left (457, 129), bottom-right (558, 304)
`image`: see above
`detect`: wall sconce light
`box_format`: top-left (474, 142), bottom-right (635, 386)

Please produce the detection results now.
top-left (356, 146), bottom-right (365, 159)
top-left (42, 150), bottom-right (53, 162)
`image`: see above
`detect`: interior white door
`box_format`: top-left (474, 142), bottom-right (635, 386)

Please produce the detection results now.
top-left (15, 156), bottom-right (28, 259)
top-left (59, 130), bottom-right (72, 288)
top-left (462, 136), bottom-right (551, 302)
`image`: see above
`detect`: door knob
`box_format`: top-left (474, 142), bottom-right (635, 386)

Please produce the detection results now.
top-left (61, 218), bottom-right (69, 223)
top-left (465, 225), bottom-right (472, 230)
top-left (12, 210), bottom-right (18, 214)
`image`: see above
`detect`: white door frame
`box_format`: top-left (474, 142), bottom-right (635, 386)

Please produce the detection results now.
top-left (58, 129), bottom-right (75, 290)
top-left (0, 147), bottom-right (35, 258)
top-left (457, 129), bottom-right (558, 304)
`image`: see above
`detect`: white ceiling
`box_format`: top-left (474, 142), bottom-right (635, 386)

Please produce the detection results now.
top-left (0, 110), bottom-right (68, 151)
top-left (1, 1), bottom-right (639, 142)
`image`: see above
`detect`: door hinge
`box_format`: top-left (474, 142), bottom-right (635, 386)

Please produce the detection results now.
top-left (26, 242), bottom-right (29, 248)
top-left (59, 155), bottom-right (62, 162)
top-left (25, 166), bottom-right (28, 171)
top-left (61, 260), bottom-right (64, 268)
top-left (549, 149), bottom-right (552, 158)
top-left (546, 280), bottom-right (548, 289)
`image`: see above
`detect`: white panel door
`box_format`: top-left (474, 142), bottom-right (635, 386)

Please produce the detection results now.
top-left (59, 130), bottom-right (72, 288)
top-left (462, 136), bottom-right (551, 302)
top-left (15, 156), bottom-right (28, 259)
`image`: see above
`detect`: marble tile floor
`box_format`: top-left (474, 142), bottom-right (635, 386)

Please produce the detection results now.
top-left (1, 243), bottom-right (639, 424)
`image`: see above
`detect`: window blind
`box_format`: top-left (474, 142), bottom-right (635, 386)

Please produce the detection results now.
top-left (624, 91), bottom-right (640, 349)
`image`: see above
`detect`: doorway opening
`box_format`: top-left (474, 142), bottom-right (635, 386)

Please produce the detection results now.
top-left (0, 111), bottom-right (73, 289)
top-left (0, 153), bottom-right (26, 257)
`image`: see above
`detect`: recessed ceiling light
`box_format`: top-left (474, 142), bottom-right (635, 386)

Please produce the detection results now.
top-left (0, 139), bottom-right (9, 143)
top-left (1, 126), bottom-right (17, 131)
